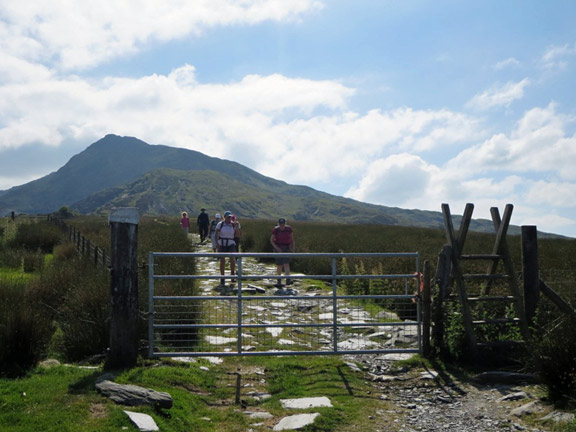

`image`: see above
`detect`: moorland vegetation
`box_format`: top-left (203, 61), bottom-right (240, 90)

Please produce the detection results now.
top-left (1, 215), bottom-right (575, 416)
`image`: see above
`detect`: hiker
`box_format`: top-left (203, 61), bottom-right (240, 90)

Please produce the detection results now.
top-left (231, 214), bottom-right (242, 252)
top-left (209, 213), bottom-right (221, 252)
top-left (270, 218), bottom-right (294, 287)
top-left (180, 211), bottom-right (190, 234)
top-left (197, 208), bottom-right (210, 243)
top-left (215, 211), bottom-right (240, 285)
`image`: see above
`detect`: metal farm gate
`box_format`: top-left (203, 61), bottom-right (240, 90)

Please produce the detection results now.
top-left (148, 252), bottom-right (422, 358)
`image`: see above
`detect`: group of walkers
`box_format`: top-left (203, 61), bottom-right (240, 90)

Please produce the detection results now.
top-left (180, 208), bottom-right (240, 251)
top-left (180, 209), bottom-right (294, 288)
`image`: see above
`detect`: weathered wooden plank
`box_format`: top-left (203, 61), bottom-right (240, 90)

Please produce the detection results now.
top-left (441, 203), bottom-right (477, 354)
top-left (422, 260), bottom-right (431, 357)
top-left (522, 226), bottom-right (540, 325)
top-left (107, 208), bottom-right (140, 369)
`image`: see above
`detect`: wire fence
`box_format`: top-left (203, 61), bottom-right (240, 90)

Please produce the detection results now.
top-left (47, 215), bottom-right (111, 268)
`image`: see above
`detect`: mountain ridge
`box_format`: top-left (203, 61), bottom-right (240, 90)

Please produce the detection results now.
top-left (0, 134), bottom-right (557, 236)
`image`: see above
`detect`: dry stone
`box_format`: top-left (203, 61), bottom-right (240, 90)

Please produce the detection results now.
top-left (539, 411), bottom-right (575, 423)
top-left (123, 411), bottom-right (159, 432)
top-left (273, 413), bottom-right (320, 431)
top-left (280, 396), bottom-right (332, 409)
top-left (510, 400), bottom-right (545, 417)
top-left (96, 380), bottom-right (173, 409)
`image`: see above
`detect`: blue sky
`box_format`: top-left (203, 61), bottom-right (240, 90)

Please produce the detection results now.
top-left (1, 1), bottom-right (576, 236)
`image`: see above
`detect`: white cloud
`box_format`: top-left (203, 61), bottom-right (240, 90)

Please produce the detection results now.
top-left (345, 154), bottom-right (437, 207)
top-left (527, 180), bottom-right (576, 208)
top-left (540, 42), bottom-right (576, 72)
top-left (493, 57), bottom-right (520, 70)
top-left (0, 63), bottom-right (483, 192)
top-left (446, 103), bottom-right (576, 180)
top-left (466, 78), bottom-right (530, 110)
top-left (0, 1), bottom-right (324, 71)
top-left (0, 52), bottom-right (53, 84)
top-left (520, 212), bottom-right (576, 236)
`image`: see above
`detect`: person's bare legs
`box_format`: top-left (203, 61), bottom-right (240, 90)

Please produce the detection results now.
top-left (284, 263), bottom-right (292, 284)
top-left (230, 257), bottom-right (236, 281)
top-left (219, 257), bottom-right (226, 285)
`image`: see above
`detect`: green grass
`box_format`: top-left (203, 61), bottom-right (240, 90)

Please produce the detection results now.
top-left (0, 356), bottom-right (395, 432)
top-left (0, 268), bottom-right (38, 284)
top-left (0, 365), bottom-right (130, 432)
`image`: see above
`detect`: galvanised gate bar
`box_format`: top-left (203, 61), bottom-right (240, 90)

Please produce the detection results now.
top-left (148, 252), bottom-right (421, 358)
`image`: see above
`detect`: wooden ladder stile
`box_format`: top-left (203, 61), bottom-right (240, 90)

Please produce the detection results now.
top-left (441, 203), bottom-right (530, 360)
top-left (488, 206), bottom-right (531, 342)
top-left (441, 203), bottom-right (477, 356)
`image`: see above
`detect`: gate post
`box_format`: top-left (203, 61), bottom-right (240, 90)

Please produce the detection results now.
top-left (432, 245), bottom-right (451, 355)
top-left (522, 225), bottom-right (539, 326)
top-left (107, 208), bottom-right (139, 369)
top-left (422, 260), bottom-right (431, 357)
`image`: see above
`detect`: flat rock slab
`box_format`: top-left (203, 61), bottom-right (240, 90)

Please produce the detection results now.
top-left (498, 391), bottom-right (529, 402)
top-left (510, 401), bottom-right (545, 417)
top-left (273, 413), bottom-right (320, 431)
top-left (540, 411), bottom-right (575, 423)
top-left (123, 410), bottom-right (159, 431)
top-left (205, 336), bottom-right (236, 345)
top-left (280, 396), bottom-right (332, 409)
top-left (246, 411), bottom-right (274, 419)
top-left (96, 380), bottom-right (173, 409)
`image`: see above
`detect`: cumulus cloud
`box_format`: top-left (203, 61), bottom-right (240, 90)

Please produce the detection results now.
top-left (446, 103), bottom-right (576, 180)
top-left (345, 154), bottom-right (437, 207)
top-left (0, 0), bottom-right (324, 70)
top-left (466, 78), bottom-right (530, 110)
top-left (1, 1), bottom-right (575, 237)
top-left (0, 62), bottom-right (481, 189)
top-left (540, 42), bottom-right (576, 72)
top-left (527, 180), bottom-right (576, 208)
top-left (493, 57), bottom-right (520, 70)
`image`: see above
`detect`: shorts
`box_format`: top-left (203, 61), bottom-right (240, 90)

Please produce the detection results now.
top-left (275, 244), bottom-right (292, 265)
top-left (219, 243), bottom-right (237, 253)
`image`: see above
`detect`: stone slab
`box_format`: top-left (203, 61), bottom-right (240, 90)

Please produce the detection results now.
top-left (96, 380), bottom-right (173, 409)
top-left (280, 396), bottom-right (332, 409)
top-left (273, 413), bottom-right (320, 431)
top-left (123, 410), bottom-right (159, 431)
top-left (246, 411), bottom-right (274, 419)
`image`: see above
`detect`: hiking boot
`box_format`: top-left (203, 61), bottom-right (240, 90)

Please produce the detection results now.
top-left (220, 278), bottom-right (226, 286)
top-left (286, 278), bottom-right (293, 285)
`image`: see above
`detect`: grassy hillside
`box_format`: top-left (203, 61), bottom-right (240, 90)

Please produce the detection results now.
top-left (69, 166), bottom-right (532, 236)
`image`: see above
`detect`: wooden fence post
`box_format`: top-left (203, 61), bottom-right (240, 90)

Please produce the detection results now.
top-left (107, 208), bottom-right (139, 369)
top-left (522, 226), bottom-right (539, 326)
top-left (422, 260), bottom-right (431, 357)
top-left (432, 245), bottom-right (451, 355)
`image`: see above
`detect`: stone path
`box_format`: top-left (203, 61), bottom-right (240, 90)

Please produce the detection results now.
top-left (177, 235), bottom-right (420, 359)
top-left (168, 235), bottom-right (570, 431)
